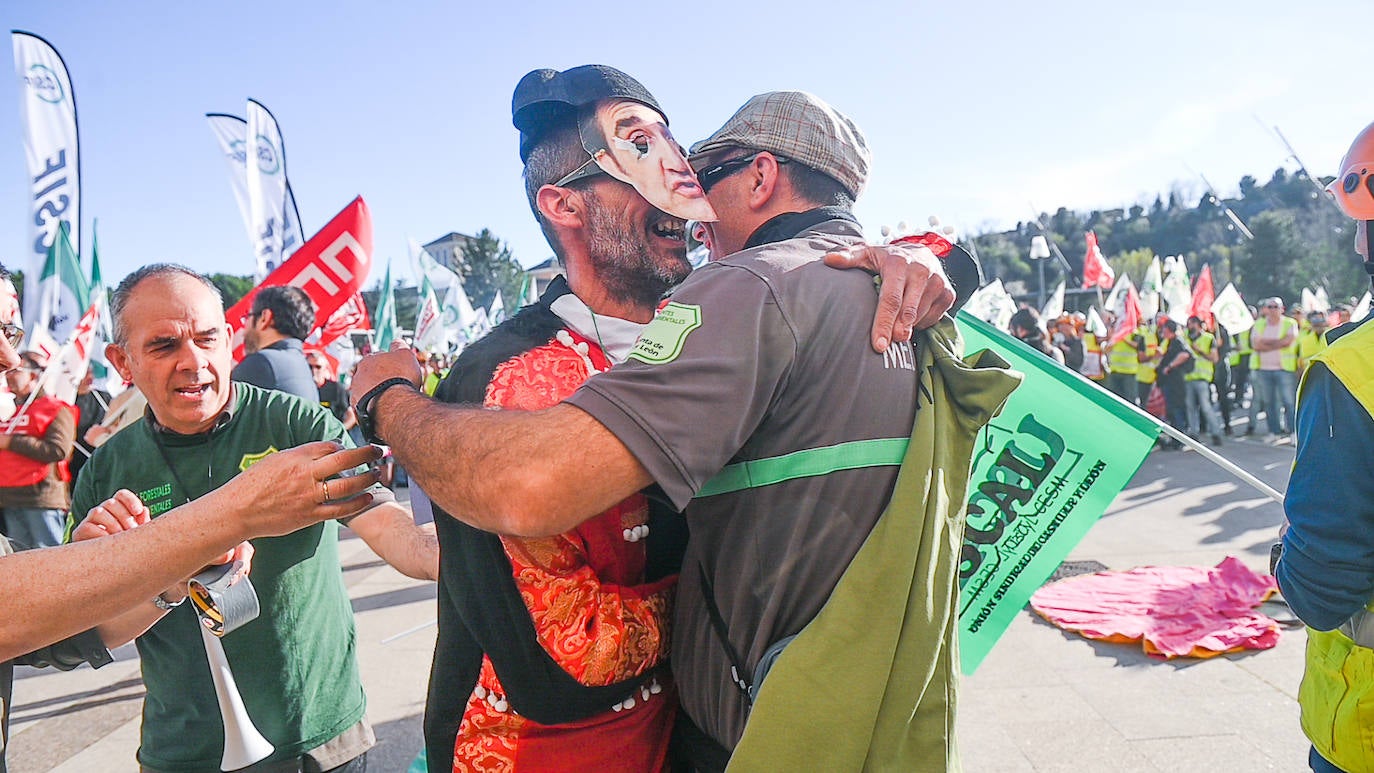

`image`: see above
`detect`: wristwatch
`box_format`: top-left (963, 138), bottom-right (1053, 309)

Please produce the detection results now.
top-left (355, 377), bottom-right (418, 445)
top-left (152, 592), bottom-right (185, 611)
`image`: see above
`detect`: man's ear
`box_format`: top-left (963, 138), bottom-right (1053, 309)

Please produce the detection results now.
top-left (536, 184), bottom-right (586, 231)
top-left (256, 308), bottom-right (275, 331)
top-left (746, 154), bottom-right (781, 210)
top-left (106, 342), bottom-right (134, 383)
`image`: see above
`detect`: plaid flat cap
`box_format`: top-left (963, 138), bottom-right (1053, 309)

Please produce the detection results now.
top-left (689, 91), bottom-right (870, 199)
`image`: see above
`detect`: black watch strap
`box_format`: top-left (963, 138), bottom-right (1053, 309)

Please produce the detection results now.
top-left (355, 377), bottom-right (417, 445)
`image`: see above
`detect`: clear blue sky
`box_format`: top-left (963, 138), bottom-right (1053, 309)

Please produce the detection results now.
top-left (1, 1), bottom-right (1370, 290)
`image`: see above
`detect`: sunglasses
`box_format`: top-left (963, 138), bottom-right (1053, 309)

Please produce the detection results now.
top-left (1, 322), bottom-right (22, 350)
top-left (554, 156), bottom-right (608, 188)
top-left (695, 152), bottom-right (788, 194)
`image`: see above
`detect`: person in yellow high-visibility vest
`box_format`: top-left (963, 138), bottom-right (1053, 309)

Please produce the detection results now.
top-left (1297, 310), bottom-right (1331, 379)
top-left (1184, 316), bottom-right (1224, 444)
top-left (1103, 311), bottom-right (1139, 402)
top-left (1247, 297), bottom-right (1300, 441)
top-left (1228, 322), bottom-right (1254, 421)
top-left (1134, 316), bottom-right (1162, 407)
top-left (1275, 119), bottom-right (1374, 773)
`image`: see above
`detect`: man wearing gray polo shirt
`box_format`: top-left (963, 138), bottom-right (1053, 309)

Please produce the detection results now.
top-left (353, 91), bottom-right (998, 772)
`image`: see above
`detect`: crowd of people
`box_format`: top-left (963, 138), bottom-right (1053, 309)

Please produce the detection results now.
top-left (1010, 300), bottom-right (1356, 449)
top-left (0, 62), bottom-right (1370, 773)
top-left (0, 66), bottom-right (978, 773)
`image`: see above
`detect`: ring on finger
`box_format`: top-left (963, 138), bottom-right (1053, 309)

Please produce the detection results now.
top-left (319, 479), bottom-right (331, 503)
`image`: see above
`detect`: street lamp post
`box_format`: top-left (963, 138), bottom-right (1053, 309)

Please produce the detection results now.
top-left (1030, 235), bottom-right (1052, 310)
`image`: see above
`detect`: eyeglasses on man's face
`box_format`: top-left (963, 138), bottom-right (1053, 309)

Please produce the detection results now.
top-left (1, 322), bottom-right (22, 350)
top-left (694, 152), bottom-right (789, 194)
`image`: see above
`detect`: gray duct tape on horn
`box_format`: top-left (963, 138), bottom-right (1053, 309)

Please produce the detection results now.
top-left (189, 560), bottom-right (261, 637)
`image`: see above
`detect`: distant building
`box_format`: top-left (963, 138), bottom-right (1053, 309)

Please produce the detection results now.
top-left (525, 256), bottom-right (561, 296)
top-left (423, 232), bottom-right (478, 274)
top-left (423, 231), bottom-right (559, 296)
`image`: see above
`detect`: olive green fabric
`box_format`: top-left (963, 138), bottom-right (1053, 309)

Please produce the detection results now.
top-left (727, 317), bottom-right (1021, 772)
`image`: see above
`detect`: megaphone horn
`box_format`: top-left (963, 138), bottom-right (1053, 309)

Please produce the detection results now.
top-left (199, 627), bottom-right (275, 771)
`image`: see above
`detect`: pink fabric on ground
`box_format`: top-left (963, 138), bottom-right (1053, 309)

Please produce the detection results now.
top-left (1029, 556), bottom-right (1280, 659)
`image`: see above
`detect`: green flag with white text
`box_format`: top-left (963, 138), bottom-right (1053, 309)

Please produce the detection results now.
top-left (373, 255), bottom-right (398, 352)
top-left (88, 223), bottom-right (112, 379)
top-left (29, 220), bottom-right (90, 356)
top-left (955, 310), bottom-right (1161, 674)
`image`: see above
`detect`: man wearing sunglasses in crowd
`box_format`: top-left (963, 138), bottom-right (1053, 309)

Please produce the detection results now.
top-left (0, 262), bottom-right (383, 772)
top-left (353, 68), bottom-right (999, 772)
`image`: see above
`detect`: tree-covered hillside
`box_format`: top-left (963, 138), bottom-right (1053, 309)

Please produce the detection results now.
top-left (971, 167), bottom-right (1364, 307)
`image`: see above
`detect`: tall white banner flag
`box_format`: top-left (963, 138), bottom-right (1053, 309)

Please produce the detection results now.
top-left (206, 113), bottom-right (303, 270)
top-left (12, 31), bottom-right (80, 324)
top-left (245, 99), bottom-right (292, 276)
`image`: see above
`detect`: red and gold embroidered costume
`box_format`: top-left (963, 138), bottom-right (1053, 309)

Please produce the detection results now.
top-left (424, 280), bottom-right (678, 773)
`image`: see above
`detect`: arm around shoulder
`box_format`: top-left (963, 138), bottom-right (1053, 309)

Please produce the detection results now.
top-left (373, 386), bottom-right (652, 538)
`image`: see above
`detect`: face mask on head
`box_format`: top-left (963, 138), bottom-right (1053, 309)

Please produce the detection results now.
top-left (573, 100), bottom-right (717, 222)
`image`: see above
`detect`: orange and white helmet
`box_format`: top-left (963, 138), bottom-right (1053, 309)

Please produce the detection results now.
top-left (1328, 120), bottom-right (1374, 219)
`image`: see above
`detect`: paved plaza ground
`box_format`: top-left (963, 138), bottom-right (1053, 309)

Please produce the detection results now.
top-left (8, 433), bottom-right (1307, 772)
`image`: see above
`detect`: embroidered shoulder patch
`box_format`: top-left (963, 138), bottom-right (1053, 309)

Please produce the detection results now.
top-left (238, 446), bottom-right (279, 471)
top-left (628, 302), bottom-right (702, 365)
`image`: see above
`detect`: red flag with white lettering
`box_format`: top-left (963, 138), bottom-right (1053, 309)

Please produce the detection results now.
top-left (316, 291), bottom-right (371, 348)
top-left (1081, 231), bottom-right (1115, 290)
top-left (227, 197), bottom-right (372, 361)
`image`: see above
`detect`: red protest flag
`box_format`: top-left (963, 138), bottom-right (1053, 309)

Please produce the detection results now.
top-left (1081, 231), bottom-right (1116, 290)
top-left (1109, 285), bottom-right (1142, 345)
top-left (227, 197), bottom-right (373, 361)
top-left (317, 291), bottom-right (371, 348)
top-left (1188, 264), bottom-right (1216, 328)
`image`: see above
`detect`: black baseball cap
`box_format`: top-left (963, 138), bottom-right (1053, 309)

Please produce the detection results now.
top-left (512, 65), bottom-right (664, 162)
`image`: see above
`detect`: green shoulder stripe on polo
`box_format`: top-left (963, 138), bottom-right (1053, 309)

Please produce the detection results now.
top-left (697, 438), bottom-right (910, 498)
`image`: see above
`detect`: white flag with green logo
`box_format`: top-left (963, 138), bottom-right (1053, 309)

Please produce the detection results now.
top-left (1161, 255), bottom-right (1192, 319)
top-left (488, 292), bottom-right (505, 326)
top-left (1139, 255), bottom-right (1163, 320)
top-left (207, 112), bottom-right (304, 273)
top-left (87, 223), bottom-right (113, 381)
top-left (519, 273), bottom-right (540, 307)
top-left (1210, 283), bottom-right (1255, 336)
top-left (29, 221), bottom-right (89, 358)
top-left (12, 31), bottom-right (80, 325)
top-left (372, 256), bottom-right (398, 353)
top-left (414, 274), bottom-right (444, 352)
top-left (246, 99), bottom-right (292, 276)
top-left (409, 237), bottom-right (486, 347)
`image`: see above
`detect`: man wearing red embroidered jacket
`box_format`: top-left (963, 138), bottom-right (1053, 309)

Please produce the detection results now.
top-left (0, 351), bottom-right (76, 549)
top-left (421, 66), bottom-right (696, 773)
top-left (411, 66), bottom-right (963, 773)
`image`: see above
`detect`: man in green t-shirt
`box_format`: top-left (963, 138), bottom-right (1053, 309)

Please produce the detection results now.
top-left (68, 264), bottom-right (438, 773)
